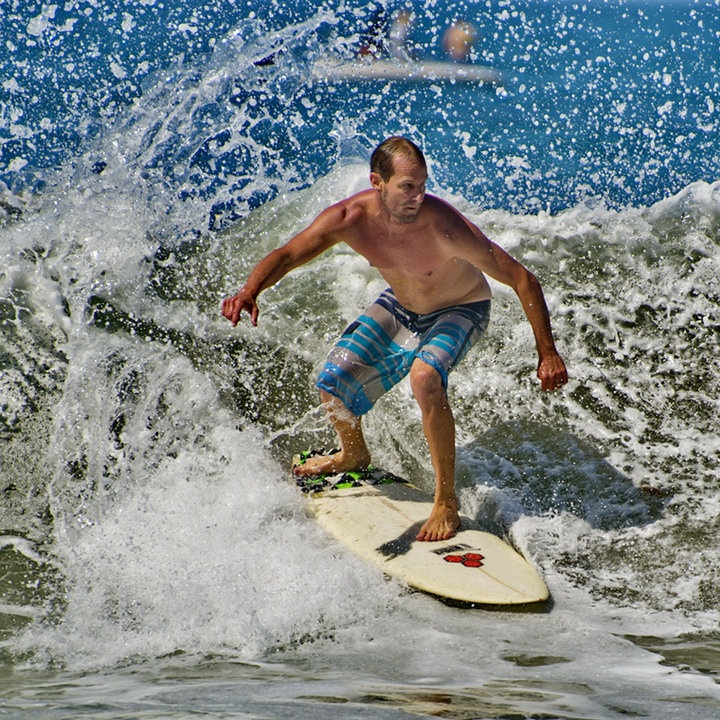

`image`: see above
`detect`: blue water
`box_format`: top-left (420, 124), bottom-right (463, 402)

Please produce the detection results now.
top-left (1, 1), bottom-right (720, 718)
top-left (3, 0), bottom-right (719, 217)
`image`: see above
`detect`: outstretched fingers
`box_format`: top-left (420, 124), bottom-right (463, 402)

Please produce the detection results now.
top-left (221, 293), bottom-right (259, 327)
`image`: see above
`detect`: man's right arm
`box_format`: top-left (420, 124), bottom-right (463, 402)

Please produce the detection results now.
top-left (221, 245), bottom-right (298, 326)
top-left (221, 200), bottom-right (360, 326)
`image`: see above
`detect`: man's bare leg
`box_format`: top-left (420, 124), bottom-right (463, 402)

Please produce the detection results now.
top-left (410, 359), bottom-right (460, 541)
top-left (293, 390), bottom-right (372, 477)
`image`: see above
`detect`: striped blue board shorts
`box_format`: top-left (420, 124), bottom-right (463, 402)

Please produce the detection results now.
top-left (316, 288), bottom-right (491, 416)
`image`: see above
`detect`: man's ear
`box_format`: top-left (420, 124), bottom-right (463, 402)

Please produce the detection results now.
top-left (369, 172), bottom-right (383, 190)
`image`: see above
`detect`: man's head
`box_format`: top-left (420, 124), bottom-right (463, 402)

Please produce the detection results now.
top-left (370, 137), bottom-right (428, 223)
top-left (370, 136), bottom-right (426, 181)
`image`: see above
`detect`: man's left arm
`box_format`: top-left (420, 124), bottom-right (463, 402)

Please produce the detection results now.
top-left (457, 219), bottom-right (568, 390)
top-left (511, 265), bottom-right (568, 391)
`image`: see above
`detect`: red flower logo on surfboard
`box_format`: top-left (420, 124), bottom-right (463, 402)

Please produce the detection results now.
top-left (443, 552), bottom-right (485, 568)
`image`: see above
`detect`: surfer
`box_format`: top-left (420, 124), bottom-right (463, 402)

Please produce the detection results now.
top-left (222, 136), bottom-right (568, 542)
top-left (442, 20), bottom-right (478, 62)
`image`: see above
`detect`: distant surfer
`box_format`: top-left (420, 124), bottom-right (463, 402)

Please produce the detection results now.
top-left (388, 10), bottom-right (414, 61)
top-left (222, 137), bottom-right (568, 542)
top-left (442, 20), bottom-right (478, 62)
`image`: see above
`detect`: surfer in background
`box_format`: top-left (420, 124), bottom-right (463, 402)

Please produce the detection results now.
top-left (442, 20), bottom-right (478, 62)
top-left (222, 137), bottom-right (568, 542)
top-left (388, 10), bottom-right (414, 61)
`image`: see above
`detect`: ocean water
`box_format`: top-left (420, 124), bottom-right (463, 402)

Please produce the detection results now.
top-left (1, 0), bottom-right (719, 718)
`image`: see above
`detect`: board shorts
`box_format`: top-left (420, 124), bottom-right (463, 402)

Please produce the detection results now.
top-left (316, 288), bottom-right (491, 416)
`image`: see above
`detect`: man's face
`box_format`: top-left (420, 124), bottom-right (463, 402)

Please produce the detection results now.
top-left (372, 155), bottom-right (428, 223)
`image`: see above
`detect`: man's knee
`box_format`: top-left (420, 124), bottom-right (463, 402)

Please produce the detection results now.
top-left (409, 360), bottom-right (446, 405)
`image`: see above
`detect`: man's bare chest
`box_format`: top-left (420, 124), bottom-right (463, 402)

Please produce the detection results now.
top-left (347, 229), bottom-right (451, 276)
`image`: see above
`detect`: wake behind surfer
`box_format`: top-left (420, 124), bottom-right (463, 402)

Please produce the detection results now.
top-left (222, 136), bottom-right (568, 542)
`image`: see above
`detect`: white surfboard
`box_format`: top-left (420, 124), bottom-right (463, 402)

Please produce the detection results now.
top-left (311, 57), bottom-right (503, 85)
top-left (292, 458), bottom-right (549, 606)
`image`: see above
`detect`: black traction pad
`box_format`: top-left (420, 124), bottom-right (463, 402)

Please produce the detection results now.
top-left (291, 449), bottom-right (408, 494)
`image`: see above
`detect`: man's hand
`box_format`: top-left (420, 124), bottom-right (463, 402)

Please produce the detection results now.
top-left (537, 353), bottom-right (568, 391)
top-left (221, 288), bottom-right (259, 327)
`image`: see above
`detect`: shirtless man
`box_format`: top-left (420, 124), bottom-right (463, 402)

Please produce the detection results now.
top-left (222, 136), bottom-right (568, 541)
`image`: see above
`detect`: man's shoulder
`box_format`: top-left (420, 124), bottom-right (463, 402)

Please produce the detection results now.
top-left (338, 188), bottom-right (375, 211)
top-left (326, 190), bottom-right (374, 224)
top-left (419, 194), bottom-right (468, 229)
top-left (423, 193), bottom-right (461, 214)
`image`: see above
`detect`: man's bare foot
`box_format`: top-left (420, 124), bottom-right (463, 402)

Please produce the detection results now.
top-left (293, 449), bottom-right (371, 478)
top-left (416, 499), bottom-right (460, 542)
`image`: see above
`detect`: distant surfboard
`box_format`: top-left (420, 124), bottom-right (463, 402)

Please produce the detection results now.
top-left (311, 57), bottom-right (503, 85)
top-left (292, 454), bottom-right (548, 607)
